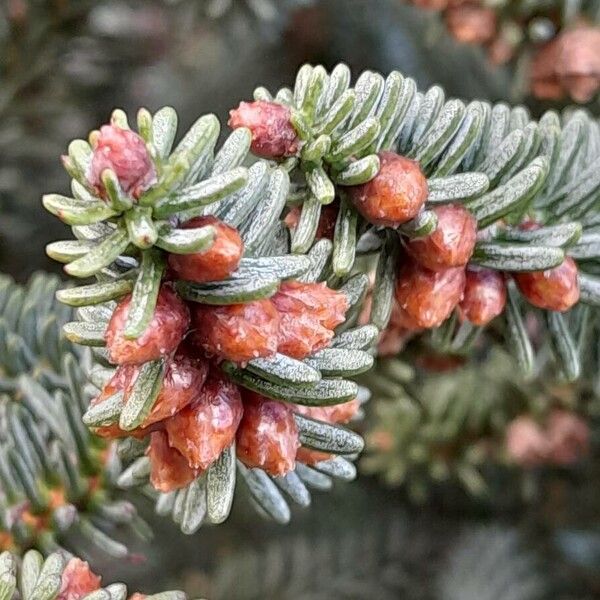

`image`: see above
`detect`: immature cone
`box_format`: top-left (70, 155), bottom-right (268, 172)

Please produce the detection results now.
top-left (458, 267), bottom-right (506, 325)
top-left (191, 299), bottom-right (280, 363)
top-left (57, 558), bottom-right (101, 600)
top-left (530, 37), bottom-right (564, 100)
top-left (513, 257), bottom-right (579, 312)
top-left (228, 100), bottom-right (300, 159)
top-left (544, 410), bottom-right (589, 465)
top-left (506, 410), bottom-right (589, 468)
top-left (531, 26), bottom-right (600, 102)
top-left (167, 216), bottom-right (243, 283)
top-left (164, 371), bottom-right (243, 470)
top-left (404, 203), bottom-right (477, 271)
top-left (555, 26), bottom-right (600, 103)
top-left (105, 285), bottom-right (189, 365)
top-left (236, 393), bottom-right (299, 476)
top-left (92, 355), bottom-right (208, 438)
top-left (394, 259), bottom-right (466, 329)
top-left (148, 431), bottom-right (198, 492)
top-left (272, 281), bottom-right (349, 359)
top-left (505, 416), bottom-right (549, 467)
top-left (444, 2), bottom-right (497, 45)
top-left (88, 124), bottom-right (156, 199)
top-left (347, 151), bottom-right (428, 227)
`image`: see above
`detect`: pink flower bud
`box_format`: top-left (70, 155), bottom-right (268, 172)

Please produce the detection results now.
top-left (228, 101), bottom-right (300, 159)
top-left (88, 125), bottom-right (156, 200)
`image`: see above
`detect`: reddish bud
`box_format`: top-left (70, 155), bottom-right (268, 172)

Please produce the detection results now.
top-left (191, 299), bottom-right (280, 363)
top-left (505, 416), bottom-right (548, 468)
top-left (394, 259), bottom-right (466, 329)
top-left (275, 314), bottom-right (332, 359)
top-left (555, 26), bottom-right (600, 103)
top-left (228, 101), bottom-right (299, 159)
top-left (91, 354), bottom-right (208, 438)
top-left (321, 398), bottom-right (361, 424)
top-left (236, 392), bottom-right (299, 476)
top-left (531, 26), bottom-right (600, 103)
top-left (105, 285), bottom-right (189, 365)
top-left (514, 257), bottom-right (579, 312)
top-left (273, 281), bottom-right (348, 329)
top-left (272, 281), bottom-right (349, 359)
top-left (88, 125), bottom-right (156, 200)
top-left (545, 410), bottom-right (589, 466)
top-left (168, 216), bottom-right (243, 283)
top-left (165, 371), bottom-right (243, 470)
top-left (458, 267), bottom-right (506, 325)
top-left (506, 410), bottom-right (589, 468)
top-left (405, 203), bottom-right (477, 271)
top-left (148, 431), bottom-right (198, 492)
top-left (150, 354), bottom-right (209, 423)
top-left (57, 559), bottom-right (101, 600)
top-left (347, 151), bottom-right (428, 227)
top-left (530, 38), bottom-right (564, 100)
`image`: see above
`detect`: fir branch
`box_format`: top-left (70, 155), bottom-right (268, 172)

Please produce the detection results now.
top-left (0, 273), bottom-right (146, 557)
top-left (42, 98), bottom-right (375, 532)
top-left (361, 350), bottom-right (524, 500)
top-left (42, 61), bottom-right (600, 528)
top-left (0, 549), bottom-right (188, 600)
top-left (362, 343), bottom-right (593, 498)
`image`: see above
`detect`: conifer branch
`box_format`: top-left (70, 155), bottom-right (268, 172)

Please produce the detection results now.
top-left (0, 550), bottom-right (188, 600)
top-left (42, 61), bottom-right (600, 528)
top-left (0, 274), bottom-right (147, 557)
